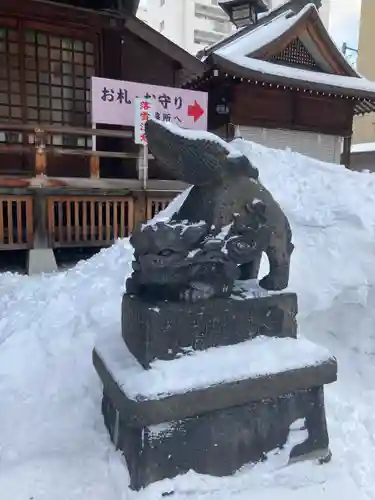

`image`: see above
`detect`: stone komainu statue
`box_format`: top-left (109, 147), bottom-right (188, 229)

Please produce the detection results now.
top-left (126, 120), bottom-right (294, 301)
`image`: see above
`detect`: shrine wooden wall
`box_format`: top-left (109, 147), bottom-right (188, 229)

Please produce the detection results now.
top-left (231, 84), bottom-right (354, 137)
top-left (0, 0), bottom-right (192, 180)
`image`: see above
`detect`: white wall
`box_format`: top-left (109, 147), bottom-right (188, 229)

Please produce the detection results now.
top-left (240, 126), bottom-right (342, 164)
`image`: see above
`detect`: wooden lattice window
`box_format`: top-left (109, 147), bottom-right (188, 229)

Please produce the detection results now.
top-left (24, 29), bottom-right (95, 147)
top-left (0, 27), bottom-right (23, 145)
top-left (269, 38), bottom-right (322, 71)
top-left (0, 24), bottom-right (95, 148)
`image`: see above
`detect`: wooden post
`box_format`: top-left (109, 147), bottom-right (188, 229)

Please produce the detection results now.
top-left (90, 123), bottom-right (100, 178)
top-left (32, 191), bottom-right (50, 249)
top-left (27, 190), bottom-right (58, 275)
top-left (90, 155), bottom-right (100, 178)
top-left (35, 149), bottom-right (47, 176)
top-left (342, 135), bottom-right (352, 169)
top-left (133, 191), bottom-right (147, 228)
top-left (34, 128), bottom-right (47, 176)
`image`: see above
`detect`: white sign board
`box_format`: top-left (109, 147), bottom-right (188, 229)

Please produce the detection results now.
top-left (134, 97), bottom-right (154, 145)
top-left (91, 77), bottom-right (208, 130)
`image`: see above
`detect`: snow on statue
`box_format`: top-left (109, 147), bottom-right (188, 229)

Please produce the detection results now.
top-left (127, 119), bottom-right (294, 302)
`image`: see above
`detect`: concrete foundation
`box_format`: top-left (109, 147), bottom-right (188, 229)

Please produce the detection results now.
top-left (27, 248), bottom-right (58, 275)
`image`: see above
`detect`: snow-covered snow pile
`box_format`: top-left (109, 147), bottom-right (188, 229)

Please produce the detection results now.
top-left (2, 140), bottom-right (375, 499)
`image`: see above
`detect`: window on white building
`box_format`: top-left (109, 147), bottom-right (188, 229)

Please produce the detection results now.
top-left (212, 20), bottom-right (231, 33)
top-left (160, 20), bottom-right (165, 31)
top-left (194, 29), bottom-right (225, 45)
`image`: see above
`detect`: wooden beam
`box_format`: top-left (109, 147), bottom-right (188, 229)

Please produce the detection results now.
top-left (0, 145), bottom-right (153, 160)
top-left (0, 123), bottom-right (133, 139)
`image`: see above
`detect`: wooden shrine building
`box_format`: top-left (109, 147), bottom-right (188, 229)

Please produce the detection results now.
top-left (0, 0), bottom-right (202, 272)
top-left (188, 0), bottom-right (375, 166)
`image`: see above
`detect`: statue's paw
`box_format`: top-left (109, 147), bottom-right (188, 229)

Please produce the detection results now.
top-left (259, 273), bottom-right (288, 291)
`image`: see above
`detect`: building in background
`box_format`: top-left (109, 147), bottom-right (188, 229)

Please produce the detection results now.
top-left (139, 0), bottom-right (238, 55)
top-left (138, 0), bottom-right (330, 55)
top-left (353, 0), bottom-right (375, 145)
top-left (136, 0), bottom-right (150, 23)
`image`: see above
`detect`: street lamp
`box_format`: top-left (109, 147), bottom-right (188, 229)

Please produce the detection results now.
top-left (219, 0), bottom-right (268, 28)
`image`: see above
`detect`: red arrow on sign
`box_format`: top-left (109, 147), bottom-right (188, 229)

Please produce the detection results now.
top-left (188, 100), bottom-right (205, 122)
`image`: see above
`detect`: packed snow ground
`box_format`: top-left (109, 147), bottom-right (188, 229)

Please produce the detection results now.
top-left (2, 141), bottom-right (375, 499)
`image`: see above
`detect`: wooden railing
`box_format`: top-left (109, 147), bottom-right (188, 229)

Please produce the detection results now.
top-left (0, 196), bottom-right (33, 250)
top-left (0, 122), bottom-right (153, 180)
top-left (47, 196), bottom-right (134, 248)
top-left (0, 123), bottom-right (182, 252)
top-left (146, 197), bottom-right (171, 220)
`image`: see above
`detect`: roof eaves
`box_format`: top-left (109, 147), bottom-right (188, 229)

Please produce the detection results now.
top-left (210, 53), bottom-right (375, 101)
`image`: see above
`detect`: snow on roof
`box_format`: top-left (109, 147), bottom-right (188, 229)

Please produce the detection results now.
top-left (216, 53), bottom-right (375, 96)
top-left (200, 1), bottom-right (366, 99)
top-left (216, 4), bottom-right (307, 59)
top-left (351, 142), bottom-right (375, 154)
top-left (151, 119), bottom-right (243, 158)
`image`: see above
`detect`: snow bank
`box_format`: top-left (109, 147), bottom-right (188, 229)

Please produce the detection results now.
top-left (232, 139), bottom-right (375, 319)
top-left (2, 139), bottom-right (375, 499)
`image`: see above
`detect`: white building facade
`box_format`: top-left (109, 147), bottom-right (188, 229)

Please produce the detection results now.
top-left (139, 0), bottom-right (238, 55)
top-left (138, 0), bottom-right (330, 55)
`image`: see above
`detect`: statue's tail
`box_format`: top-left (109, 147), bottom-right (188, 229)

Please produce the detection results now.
top-left (146, 119), bottom-right (258, 186)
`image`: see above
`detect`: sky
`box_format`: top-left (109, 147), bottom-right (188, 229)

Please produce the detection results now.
top-left (329, 0), bottom-right (362, 52)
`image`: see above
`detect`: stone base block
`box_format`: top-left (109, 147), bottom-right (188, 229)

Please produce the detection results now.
top-left (101, 386), bottom-right (331, 491)
top-left (122, 292), bottom-right (298, 368)
top-left (93, 331), bottom-right (337, 491)
top-left (27, 248), bottom-right (58, 275)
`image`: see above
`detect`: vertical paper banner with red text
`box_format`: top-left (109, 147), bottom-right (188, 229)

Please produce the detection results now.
top-left (134, 97), bottom-right (154, 145)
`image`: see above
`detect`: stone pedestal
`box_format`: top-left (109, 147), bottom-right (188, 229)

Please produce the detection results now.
top-left (122, 293), bottom-right (298, 368)
top-left (93, 292), bottom-right (337, 491)
top-left (100, 386), bottom-right (330, 491)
